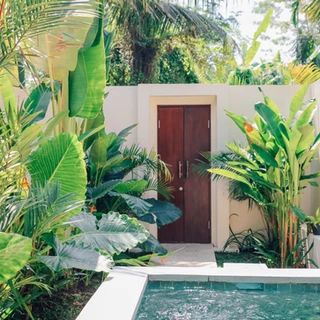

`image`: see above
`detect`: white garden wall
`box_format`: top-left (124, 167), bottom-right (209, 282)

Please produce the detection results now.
top-left (103, 83), bottom-right (320, 250)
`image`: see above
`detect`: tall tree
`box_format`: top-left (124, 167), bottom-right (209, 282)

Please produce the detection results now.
top-left (106, 0), bottom-right (232, 83)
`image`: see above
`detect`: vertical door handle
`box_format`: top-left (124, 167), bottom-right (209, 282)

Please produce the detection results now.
top-left (178, 161), bottom-right (183, 179)
top-left (186, 160), bottom-right (190, 179)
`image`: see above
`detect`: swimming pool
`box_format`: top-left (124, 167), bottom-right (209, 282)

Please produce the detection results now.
top-left (136, 281), bottom-right (320, 320)
top-left (77, 266), bottom-right (320, 320)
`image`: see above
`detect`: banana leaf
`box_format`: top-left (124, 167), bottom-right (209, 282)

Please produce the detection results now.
top-left (69, 16), bottom-right (106, 119)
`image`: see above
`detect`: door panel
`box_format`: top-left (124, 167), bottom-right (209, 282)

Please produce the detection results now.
top-left (158, 106), bottom-right (184, 242)
top-left (184, 106), bottom-right (211, 243)
top-left (157, 105), bottom-right (211, 243)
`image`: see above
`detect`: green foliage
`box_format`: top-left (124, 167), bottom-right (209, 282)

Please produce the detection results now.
top-left (244, 8), bottom-right (273, 66)
top-left (27, 133), bottom-right (87, 213)
top-left (106, 0), bottom-right (230, 83)
top-left (39, 237), bottom-right (112, 273)
top-left (22, 83), bottom-right (52, 124)
top-left (70, 212), bottom-right (149, 255)
top-left (206, 87), bottom-right (320, 267)
top-left (0, 233), bottom-right (32, 284)
top-left (69, 16), bottom-right (106, 119)
top-left (158, 47), bottom-right (199, 84)
top-left (87, 126), bottom-right (182, 256)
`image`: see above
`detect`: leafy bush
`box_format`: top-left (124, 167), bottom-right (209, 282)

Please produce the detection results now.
top-left (204, 85), bottom-right (320, 267)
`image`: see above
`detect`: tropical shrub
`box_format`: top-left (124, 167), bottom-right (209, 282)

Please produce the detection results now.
top-left (0, 1), bottom-right (183, 318)
top-left (0, 107), bottom-right (150, 318)
top-left (86, 126), bottom-right (182, 257)
top-left (203, 85), bottom-right (320, 267)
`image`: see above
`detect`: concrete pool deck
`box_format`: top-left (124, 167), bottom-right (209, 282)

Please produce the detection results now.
top-left (151, 243), bottom-right (217, 267)
top-left (77, 264), bottom-right (320, 320)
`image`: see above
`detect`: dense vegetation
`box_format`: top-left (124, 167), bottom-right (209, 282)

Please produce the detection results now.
top-left (1, 0), bottom-right (320, 318)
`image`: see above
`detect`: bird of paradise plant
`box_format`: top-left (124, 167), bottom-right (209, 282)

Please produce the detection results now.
top-left (206, 85), bottom-right (320, 267)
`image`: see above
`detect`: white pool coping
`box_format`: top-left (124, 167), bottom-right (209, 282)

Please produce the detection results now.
top-left (76, 264), bottom-right (320, 320)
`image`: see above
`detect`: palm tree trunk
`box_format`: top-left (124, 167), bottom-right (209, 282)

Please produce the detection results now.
top-left (132, 43), bottom-right (158, 83)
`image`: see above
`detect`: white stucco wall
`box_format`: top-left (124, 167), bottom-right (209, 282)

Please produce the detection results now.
top-left (103, 83), bottom-right (320, 249)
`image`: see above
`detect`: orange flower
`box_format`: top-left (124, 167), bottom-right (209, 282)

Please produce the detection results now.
top-left (90, 205), bottom-right (97, 214)
top-left (244, 122), bottom-right (254, 133)
top-left (21, 176), bottom-right (29, 190)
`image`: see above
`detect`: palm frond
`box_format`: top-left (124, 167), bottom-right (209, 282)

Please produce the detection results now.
top-left (123, 144), bottom-right (172, 181)
top-left (0, 0), bottom-right (102, 70)
top-left (107, 0), bottom-right (229, 41)
top-left (288, 63), bottom-right (320, 84)
top-left (304, 0), bottom-right (320, 22)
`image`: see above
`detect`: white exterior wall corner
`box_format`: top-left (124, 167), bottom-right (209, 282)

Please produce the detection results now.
top-left (103, 83), bottom-right (320, 250)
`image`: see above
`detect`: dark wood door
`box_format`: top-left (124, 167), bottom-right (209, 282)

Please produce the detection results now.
top-left (158, 105), bottom-right (211, 243)
top-left (157, 107), bottom-right (185, 242)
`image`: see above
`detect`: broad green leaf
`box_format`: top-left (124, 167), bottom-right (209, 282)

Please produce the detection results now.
top-left (114, 180), bottom-right (148, 194)
top-left (244, 40), bottom-right (261, 66)
top-left (39, 238), bottom-right (112, 272)
top-left (69, 17), bottom-right (106, 118)
top-left (225, 110), bottom-right (246, 133)
top-left (227, 160), bottom-right (257, 170)
top-left (118, 124), bottom-right (137, 139)
top-left (23, 83), bottom-right (51, 124)
top-left (0, 72), bottom-right (17, 129)
top-left (297, 125), bottom-right (315, 153)
top-left (244, 9), bottom-right (273, 65)
top-left (109, 192), bottom-right (152, 217)
top-left (253, 8), bottom-right (273, 41)
top-left (289, 128), bottom-right (302, 155)
top-left (70, 212), bottom-right (149, 255)
top-left (252, 144), bottom-right (278, 168)
top-left (0, 232), bottom-right (32, 283)
top-left (79, 124), bottom-right (105, 142)
top-left (208, 168), bottom-right (251, 186)
top-left (295, 100), bottom-right (317, 128)
top-left (139, 199), bottom-right (182, 227)
top-left (264, 96), bottom-right (281, 114)
top-left (84, 112), bottom-right (106, 151)
top-left (287, 83), bottom-right (309, 125)
top-left (87, 180), bottom-right (121, 200)
top-left (90, 135), bottom-right (109, 168)
top-left (90, 133), bottom-right (118, 168)
top-left (27, 133), bottom-right (87, 209)
top-left (255, 102), bottom-right (284, 147)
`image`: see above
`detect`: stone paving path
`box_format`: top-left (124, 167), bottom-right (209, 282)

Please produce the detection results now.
top-left (152, 243), bottom-right (217, 267)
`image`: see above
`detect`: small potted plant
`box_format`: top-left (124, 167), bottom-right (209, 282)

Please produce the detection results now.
top-left (306, 209), bottom-right (320, 236)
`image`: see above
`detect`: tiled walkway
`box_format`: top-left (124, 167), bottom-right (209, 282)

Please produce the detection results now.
top-left (152, 243), bottom-right (217, 267)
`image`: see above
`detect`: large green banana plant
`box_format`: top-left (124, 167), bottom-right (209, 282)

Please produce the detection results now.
top-left (207, 85), bottom-right (320, 267)
top-left (0, 0), bottom-right (106, 135)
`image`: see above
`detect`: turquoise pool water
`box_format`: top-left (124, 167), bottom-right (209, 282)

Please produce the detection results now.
top-left (136, 281), bottom-right (320, 320)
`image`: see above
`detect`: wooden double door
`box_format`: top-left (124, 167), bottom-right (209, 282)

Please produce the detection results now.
top-left (158, 105), bottom-right (211, 243)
